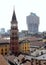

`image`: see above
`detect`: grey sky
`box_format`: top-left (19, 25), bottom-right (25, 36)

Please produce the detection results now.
top-left (0, 0), bottom-right (46, 32)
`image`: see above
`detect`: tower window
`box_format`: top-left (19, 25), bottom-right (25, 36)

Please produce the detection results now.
top-left (12, 47), bottom-right (14, 50)
top-left (15, 27), bottom-right (17, 30)
top-left (12, 33), bottom-right (17, 35)
top-left (11, 36), bottom-right (18, 40)
top-left (11, 37), bottom-right (14, 39)
top-left (12, 33), bottom-right (14, 35)
top-left (11, 27), bottom-right (17, 30)
top-left (1, 49), bottom-right (3, 51)
top-left (15, 36), bottom-right (18, 39)
top-left (11, 27), bottom-right (14, 30)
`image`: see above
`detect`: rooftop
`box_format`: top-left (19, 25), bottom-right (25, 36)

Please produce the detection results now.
top-left (0, 37), bottom-right (10, 44)
top-left (0, 54), bottom-right (9, 65)
top-left (36, 54), bottom-right (46, 60)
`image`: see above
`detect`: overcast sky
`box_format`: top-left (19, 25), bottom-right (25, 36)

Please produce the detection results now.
top-left (0, 0), bottom-right (46, 32)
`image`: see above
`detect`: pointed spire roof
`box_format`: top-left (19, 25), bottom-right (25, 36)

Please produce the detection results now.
top-left (12, 8), bottom-right (17, 21)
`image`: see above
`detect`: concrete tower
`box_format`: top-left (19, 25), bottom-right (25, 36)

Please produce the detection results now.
top-left (26, 12), bottom-right (39, 34)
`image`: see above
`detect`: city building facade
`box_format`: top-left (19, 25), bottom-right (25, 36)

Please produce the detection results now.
top-left (19, 40), bottom-right (30, 54)
top-left (26, 12), bottom-right (39, 34)
top-left (0, 38), bottom-right (9, 55)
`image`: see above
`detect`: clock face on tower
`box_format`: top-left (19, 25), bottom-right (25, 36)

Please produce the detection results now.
top-left (11, 24), bottom-right (17, 27)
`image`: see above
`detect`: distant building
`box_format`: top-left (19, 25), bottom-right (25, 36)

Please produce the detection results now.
top-left (0, 28), bottom-right (5, 34)
top-left (43, 36), bottom-right (46, 42)
top-left (19, 30), bottom-right (28, 38)
top-left (26, 12), bottom-right (39, 34)
top-left (10, 9), bottom-right (19, 55)
top-left (19, 30), bottom-right (32, 41)
top-left (0, 28), bottom-right (10, 37)
top-left (7, 29), bottom-right (10, 35)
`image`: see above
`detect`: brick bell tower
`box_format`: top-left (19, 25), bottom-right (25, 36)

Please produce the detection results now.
top-left (10, 9), bottom-right (19, 56)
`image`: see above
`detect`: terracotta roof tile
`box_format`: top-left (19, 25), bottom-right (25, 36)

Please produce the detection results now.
top-left (5, 55), bottom-right (15, 64)
top-left (22, 61), bottom-right (31, 65)
top-left (0, 55), bottom-right (9, 65)
top-left (31, 41), bottom-right (44, 46)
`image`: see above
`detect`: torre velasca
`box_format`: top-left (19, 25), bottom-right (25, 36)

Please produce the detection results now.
top-left (26, 12), bottom-right (39, 34)
top-left (10, 9), bottom-right (19, 56)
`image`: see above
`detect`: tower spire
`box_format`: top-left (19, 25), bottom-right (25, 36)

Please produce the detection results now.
top-left (12, 7), bottom-right (16, 21)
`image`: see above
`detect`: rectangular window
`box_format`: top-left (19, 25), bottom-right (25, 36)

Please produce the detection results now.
top-left (1, 49), bottom-right (3, 51)
top-left (5, 52), bottom-right (7, 55)
top-left (5, 49), bottom-right (7, 51)
top-left (1, 52), bottom-right (3, 55)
